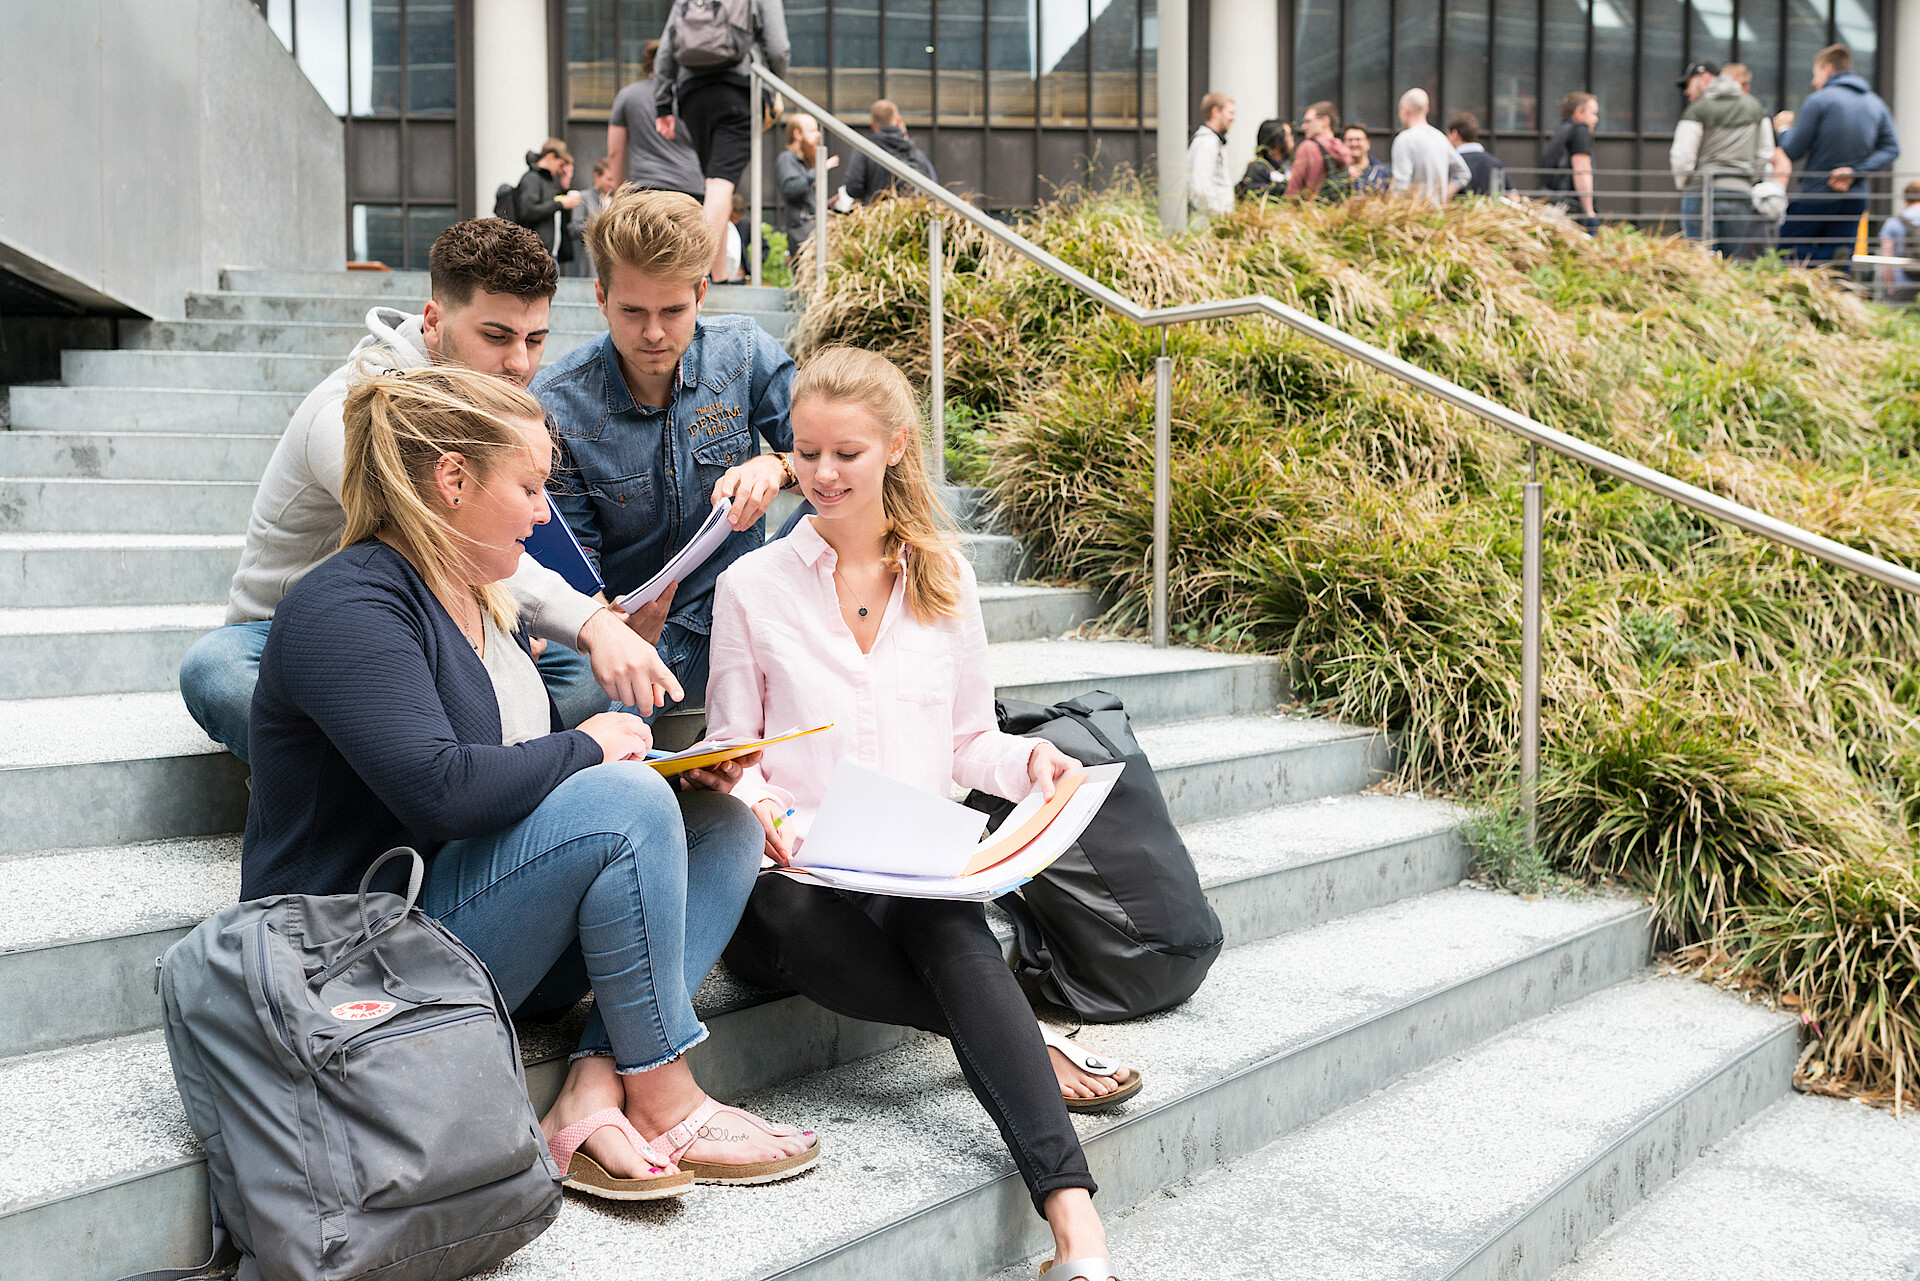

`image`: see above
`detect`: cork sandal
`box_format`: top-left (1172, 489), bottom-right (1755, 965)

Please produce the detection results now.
top-left (1040, 1023), bottom-right (1144, 1112)
top-left (547, 1106), bottom-right (694, 1201)
top-left (647, 1096), bottom-right (820, 1185)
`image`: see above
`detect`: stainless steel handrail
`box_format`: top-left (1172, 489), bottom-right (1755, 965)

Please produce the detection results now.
top-left (748, 63), bottom-right (1920, 830)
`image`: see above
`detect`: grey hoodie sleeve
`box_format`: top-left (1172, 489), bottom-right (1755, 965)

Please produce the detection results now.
top-left (755, 0), bottom-right (790, 76)
top-left (655, 16), bottom-right (679, 116)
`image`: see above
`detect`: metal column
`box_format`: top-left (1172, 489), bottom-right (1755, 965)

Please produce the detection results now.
top-left (749, 110), bottom-right (763, 287)
top-left (1153, 354), bottom-right (1172, 648)
top-left (815, 138), bottom-right (829, 289)
top-left (1522, 446), bottom-right (1543, 850)
top-left (929, 215), bottom-right (945, 485)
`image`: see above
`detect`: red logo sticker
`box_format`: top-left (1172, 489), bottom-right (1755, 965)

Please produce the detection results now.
top-left (330, 1000), bottom-right (397, 1022)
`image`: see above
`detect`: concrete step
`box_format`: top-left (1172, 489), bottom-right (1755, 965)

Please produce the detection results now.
top-left (181, 292), bottom-right (794, 342)
top-left (0, 691), bottom-right (246, 857)
top-left (0, 533), bottom-right (241, 606)
top-left (963, 531), bottom-right (1029, 584)
top-left (9, 386), bottom-right (306, 432)
top-left (1551, 1092), bottom-right (1920, 1281)
top-left (0, 790), bottom-right (1458, 1060)
top-left (976, 584), bottom-right (1101, 641)
top-left (0, 527), bottom-right (1065, 617)
top-left (62, 350), bottom-right (339, 393)
top-left (0, 477), bottom-right (254, 534)
top-left (988, 975), bottom-right (1798, 1281)
top-left (0, 642), bottom-right (1283, 853)
top-left (0, 431), bottom-right (279, 481)
top-left (0, 886), bottom-right (1654, 1281)
top-left (988, 638), bottom-right (1287, 725)
top-left (0, 605), bottom-right (224, 699)
top-left (120, 318), bottom-right (610, 361)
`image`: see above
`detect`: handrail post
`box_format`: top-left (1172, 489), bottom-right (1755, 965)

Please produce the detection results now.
top-left (1152, 353), bottom-right (1171, 648)
top-left (929, 214), bottom-right (945, 486)
top-left (1522, 445), bottom-right (1542, 852)
top-left (750, 84), bottom-right (764, 288)
top-left (814, 132), bottom-right (829, 290)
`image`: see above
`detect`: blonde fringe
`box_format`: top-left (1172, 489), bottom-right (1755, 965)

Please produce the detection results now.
top-left (794, 346), bottom-right (962, 623)
top-left (339, 364), bottom-right (550, 631)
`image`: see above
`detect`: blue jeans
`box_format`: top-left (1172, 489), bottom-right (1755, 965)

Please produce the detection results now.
top-left (179, 620), bottom-right (606, 762)
top-left (1681, 190), bottom-right (1701, 242)
top-left (1779, 191), bottom-right (1867, 262)
top-left (422, 762), bottom-right (762, 1072)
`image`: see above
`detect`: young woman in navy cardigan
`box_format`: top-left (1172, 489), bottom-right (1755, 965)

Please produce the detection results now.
top-left (242, 365), bottom-right (817, 1199)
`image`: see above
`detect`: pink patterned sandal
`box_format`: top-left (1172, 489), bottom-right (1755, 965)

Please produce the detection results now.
top-left (547, 1106), bottom-right (694, 1201)
top-left (646, 1096), bottom-right (821, 1185)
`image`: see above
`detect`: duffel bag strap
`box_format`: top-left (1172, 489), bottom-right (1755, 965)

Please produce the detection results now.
top-left (115, 1195), bottom-right (233, 1281)
top-left (308, 847), bottom-right (427, 990)
top-left (1056, 693), bottom-right (1128, 760)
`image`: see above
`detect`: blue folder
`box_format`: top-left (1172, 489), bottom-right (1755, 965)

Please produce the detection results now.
top-left (520, 493), bottom-right (604, 596)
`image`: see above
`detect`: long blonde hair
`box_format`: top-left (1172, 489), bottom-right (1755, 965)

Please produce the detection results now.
top-left (339, 365), bottom-right (549, 630)
top-left (793, 346), bottom-right (961, 623)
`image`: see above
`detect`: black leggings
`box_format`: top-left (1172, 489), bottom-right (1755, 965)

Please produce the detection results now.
top-left (724, 875), bottom-right (1096, 1215)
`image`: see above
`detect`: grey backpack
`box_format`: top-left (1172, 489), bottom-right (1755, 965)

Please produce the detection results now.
top-left (148, 848), bottom-right (561, 1281)
top-left (671, 0), bottom-right (752, 68)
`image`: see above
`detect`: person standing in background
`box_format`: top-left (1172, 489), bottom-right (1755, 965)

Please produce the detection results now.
top-left (842, 99), bottom-right (938, 203)
top-left (511, 139), bottom-right (582, 261)
top-left (1285, 102), bottom-right (1351, 200)
top-left (1391, 88), bottom-right (1470, 204)
top-left (607, 40), bottom-right (706, 202)
top-left (1447, 112), bottom-right (1505, 197)
top-left (1187, 93), bottom-right (1236, 220)
top-left (1674, 61), bottom-right (1721, 238)
top-left (1234, 119), bottom-right (1293, 201)
top-left (654, 0), bottom-right (791, 283)
top-left (1343, 124), bottom-right (1392, 195)
top-left (1773, 43), bottom-right (1900, 262)
top-left (776, 113), bottom-right (832, 247)
top-left (574, 158), bottom-right (620, 277)
top-left (1540, 92), bottom-right (1600, 233)
top-left (1670, 66), bottom-right (1773, 256)
top-left (1876, 177), bottom-right (1920, 302)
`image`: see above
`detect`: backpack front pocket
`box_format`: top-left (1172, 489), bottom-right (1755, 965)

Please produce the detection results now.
top-left (322, 1008), bottom-right (539, 1209)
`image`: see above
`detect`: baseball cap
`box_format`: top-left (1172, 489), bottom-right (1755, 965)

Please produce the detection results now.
top-left (1675, 61), bottom-right (1721, 88)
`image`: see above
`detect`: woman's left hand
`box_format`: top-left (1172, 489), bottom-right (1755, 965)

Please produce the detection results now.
top-left (679, 750), bottom-right (762, 793)
top-left (1027, 742), bottom-right (1081, 800)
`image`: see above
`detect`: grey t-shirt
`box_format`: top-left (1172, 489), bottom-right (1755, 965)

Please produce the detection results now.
top-left (610, 77), bottom-right (704, 197)
top-left (480, 613), bottom-right (555, 745)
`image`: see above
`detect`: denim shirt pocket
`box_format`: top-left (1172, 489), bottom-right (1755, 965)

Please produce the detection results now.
top-left (585, 471), bottom-right (656, 545)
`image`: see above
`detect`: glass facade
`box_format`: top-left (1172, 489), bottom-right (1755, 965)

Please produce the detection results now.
top-left (1294, 0), bottom-right (1885, 138)
top-left (261, 0), bottom-right (468, 268)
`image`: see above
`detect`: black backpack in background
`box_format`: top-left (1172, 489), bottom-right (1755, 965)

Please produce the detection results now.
top-left (967, 691), bottom-right (1224, 1022)
top-left (492, 183), bottom-right (517, 221)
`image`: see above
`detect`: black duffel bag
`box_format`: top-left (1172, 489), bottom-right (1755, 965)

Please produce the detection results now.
top-left (967, 691), bottom-right (1224, 1022)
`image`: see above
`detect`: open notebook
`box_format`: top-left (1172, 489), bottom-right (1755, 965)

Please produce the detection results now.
top-left (644, 723), bottom-right (831, 777)
top-left (771, 760), bottom-right (1125, 900)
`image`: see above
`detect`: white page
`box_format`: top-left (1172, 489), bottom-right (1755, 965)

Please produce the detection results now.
top-left (793, 760), bottom-right (988, 878)
top-left (779, 764), bottom-right (1124, 900)
top-left (614, 498), bottom-right (734, 611)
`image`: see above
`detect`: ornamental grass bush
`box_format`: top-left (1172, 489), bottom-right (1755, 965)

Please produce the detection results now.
top-left (790, 185), bottom-right (1920, 1106)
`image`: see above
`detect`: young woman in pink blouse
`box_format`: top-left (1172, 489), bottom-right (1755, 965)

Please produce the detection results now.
top-left (703, 347), bottom-right (1133, 1281)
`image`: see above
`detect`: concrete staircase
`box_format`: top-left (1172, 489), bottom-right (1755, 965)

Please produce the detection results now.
top-left (0, 271), bottom-right (1802, 1280)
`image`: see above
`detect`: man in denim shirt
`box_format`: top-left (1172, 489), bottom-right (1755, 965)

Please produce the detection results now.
top-left (535, 188), bottom-right (797, 716)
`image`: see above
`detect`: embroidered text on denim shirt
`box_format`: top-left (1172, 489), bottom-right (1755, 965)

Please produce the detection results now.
top-left (690, 403), bottom-right (746, 439)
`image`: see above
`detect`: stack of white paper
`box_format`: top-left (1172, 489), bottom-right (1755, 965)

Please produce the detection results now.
top-left (772, 760), bottom-right (1124, 900)
top-left (615, 498), bottom-right (734, 611)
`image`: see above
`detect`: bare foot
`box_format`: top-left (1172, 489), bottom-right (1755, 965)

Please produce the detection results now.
top-left (540, 1056), bottom-right (669, 1179)
top-left (672, 1104), bottom-right (815, 1167)
top-left (1048, 1047), bottom-right (1135, 1102)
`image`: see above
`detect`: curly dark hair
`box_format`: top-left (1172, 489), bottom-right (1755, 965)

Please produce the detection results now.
top-left (427, 218), bottom-right (558, 306)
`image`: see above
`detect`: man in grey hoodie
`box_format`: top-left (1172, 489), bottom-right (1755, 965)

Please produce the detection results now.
top-left (1670, 69), bottom-right (1774, 256)
top-left (178, 219), bottom-right (679, 763)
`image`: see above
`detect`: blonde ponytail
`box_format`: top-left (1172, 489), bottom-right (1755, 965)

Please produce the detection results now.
top-left (339, 364), bottom-right (550, 630)
top-left (793, 346), bottom-right (961, 623)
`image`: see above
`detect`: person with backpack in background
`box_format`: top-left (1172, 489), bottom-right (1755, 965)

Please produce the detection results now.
top-left (1285, 101), bottom-right (1351, 201)
top-left (607, 39), bottom-right (706, 201)
top-left (504, 139), bottom-right (581, 262)
top-left (1540, 92), bottom-right (1600, 233)
top-left (654, 0), bottom-right (790, 283)
top-left (1235, 118), bottom-right (1292, 201)
top-left (1878, 177), bottom-right (1920, 303)
top-left (1342, 123), bottom-right (1392, 195)
top-left (1773, 43), bottom-right (1900, 262)
top-left (1670, 66), bottom-right (1774, 256)
top-left (241, 363), bottom-right (819, 1203)
top-left (843, 98), bottom-right (938, 203)
top-left (1447, 111), bottom-right (1505, 197)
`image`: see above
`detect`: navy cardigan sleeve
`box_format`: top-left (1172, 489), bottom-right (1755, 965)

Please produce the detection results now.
top-left (242, 540), bottom-right (604, 899)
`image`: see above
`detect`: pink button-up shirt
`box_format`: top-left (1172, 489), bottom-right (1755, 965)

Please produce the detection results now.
top-left (705, 517), bottom-right (1037, 844)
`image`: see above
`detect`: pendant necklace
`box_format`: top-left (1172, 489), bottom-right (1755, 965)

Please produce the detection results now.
top-left (834, 565), bottom-right (875, 618)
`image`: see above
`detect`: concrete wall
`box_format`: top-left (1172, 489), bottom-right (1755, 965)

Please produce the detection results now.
top-left (473, 0), bottom-right (553, 216)
top-left (1205, 0), bottom-right (1278, 180)
top-left (0, 0), bottom-right (343, 320)
top-left (1894, 0), bottom-right (1920, 191)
